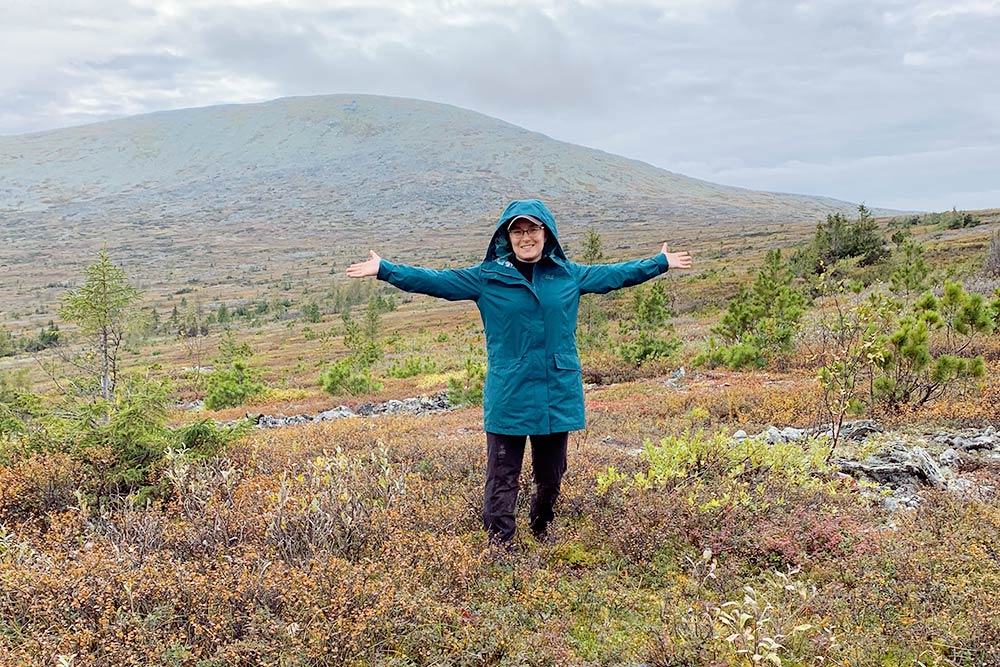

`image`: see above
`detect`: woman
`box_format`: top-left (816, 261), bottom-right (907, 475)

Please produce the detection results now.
top-left (347, 199), bottom-right (692, 545)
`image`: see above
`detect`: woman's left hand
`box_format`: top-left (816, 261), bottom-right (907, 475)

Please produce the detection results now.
top-left (661, 243), bottom-right (692, 269)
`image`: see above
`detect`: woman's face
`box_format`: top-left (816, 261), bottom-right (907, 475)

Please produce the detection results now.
top-left (508, 220), bottom-right (546, 263)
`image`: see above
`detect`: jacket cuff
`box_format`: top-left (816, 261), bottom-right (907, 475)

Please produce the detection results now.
top-left (654, 252), bottom-right (670, 273)
top-left (376, 259), bottom-right (393, 281)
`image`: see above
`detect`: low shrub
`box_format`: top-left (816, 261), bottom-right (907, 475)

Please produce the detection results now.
top-left (320, 359), bottom-right (382, 396)
top-left (386, 355), bottom-right (438, 378)
top-left (447, 356), bottom-right (485, 406)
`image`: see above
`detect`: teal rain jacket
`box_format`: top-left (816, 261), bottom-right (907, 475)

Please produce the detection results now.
top-left (376, 199), bottom-right (669, 435)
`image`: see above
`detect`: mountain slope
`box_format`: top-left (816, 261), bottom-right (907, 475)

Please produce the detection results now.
top-left (0, 94), bottom-right (885, 320)
top-left (1, 94), bottom-right (871, 223)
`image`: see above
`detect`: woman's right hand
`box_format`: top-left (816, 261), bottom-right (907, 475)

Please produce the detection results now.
top-left (346, 250), bottom-right (382, 278)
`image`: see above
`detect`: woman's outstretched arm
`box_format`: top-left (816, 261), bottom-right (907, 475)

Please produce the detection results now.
top-left (347, 250), bottom-right (483, 302)
top-left (575, 243), bottom-right (692, 295)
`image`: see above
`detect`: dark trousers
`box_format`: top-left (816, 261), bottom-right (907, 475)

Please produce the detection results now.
top-left (483, 431), bottom-right (568, 543)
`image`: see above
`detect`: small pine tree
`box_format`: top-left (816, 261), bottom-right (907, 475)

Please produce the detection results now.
top-left (301, 302), bottom-right (322, 324)
top-left (617, 281), bottom-right (680, 366)
top-left (698, 249), bottom-right (805, 369)
top-left (0, 326), bottom-right (14, 358)
top-left (809, 204), bottom-right (888, 272)
top-left (889, 239), bottom-right (930, 304)
top-left (204, 331), bottom-right (267, 410)
top-left (577, 229), bottom-right (610, 350)
top-left (59, 250), bottom-right (141, 401)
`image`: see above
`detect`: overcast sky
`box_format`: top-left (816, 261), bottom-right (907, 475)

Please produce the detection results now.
top-left (3, 0), bottom-right (998, 211)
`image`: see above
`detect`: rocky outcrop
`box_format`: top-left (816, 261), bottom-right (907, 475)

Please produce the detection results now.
top-left (247, 392), bottom-right (452, 428)
top-left (731, 420), bottom-right (999, 511)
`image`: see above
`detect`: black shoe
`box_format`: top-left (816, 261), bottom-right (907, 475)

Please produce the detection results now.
top-left (530, 521), bottom-right (552, 543)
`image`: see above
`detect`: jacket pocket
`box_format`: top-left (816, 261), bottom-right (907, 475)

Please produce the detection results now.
top-left (553, 353), bottom-right (581, 371)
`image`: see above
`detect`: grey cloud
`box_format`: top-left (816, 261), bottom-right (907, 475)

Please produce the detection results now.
top-left (0, 0), bottom-right (997, 209)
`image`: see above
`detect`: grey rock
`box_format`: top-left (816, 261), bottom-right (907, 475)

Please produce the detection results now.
top-left (948, 478), bottom-right (975, 495)
top-left (780, 427), bottom-right (805, 442)
top-left (932, 429), bottom-right (997, 451)
top-left (939, 448), bottom-right (961, 467)
top-left (316, 406), bottom-right (355, 421)
top-left (837, 444), bottom-right (946, 491)
top-left (880, 496), bottom-right (900, 512)
top-left (731, 429), bottom-right (748, 441)
top-left (911, 447), bottom-right (946, 488)
top-left (764, 426), bottom-right (784, 445)
top-left (839, 420), bottom-right (882, 441)
top-left (357, 392), bottom-right (451, 417)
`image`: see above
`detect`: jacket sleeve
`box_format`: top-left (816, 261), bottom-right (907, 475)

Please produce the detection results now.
top-left (574, 253), bottom-right (669, 295)
top-left (377, 260), bottom-right (482, 301)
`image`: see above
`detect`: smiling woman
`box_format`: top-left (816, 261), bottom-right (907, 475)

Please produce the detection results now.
top-left (346, 198), bottom-right (692, 547)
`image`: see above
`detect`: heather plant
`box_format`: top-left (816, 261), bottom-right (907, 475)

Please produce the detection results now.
top-left (203, 330), bottom-right (268, 410)
top-left (265, 444), bottom-right (406, 562)
top-left (696, 249), bottom-right (805, 369)
top-left (593, 429), bottom-right (866, 571)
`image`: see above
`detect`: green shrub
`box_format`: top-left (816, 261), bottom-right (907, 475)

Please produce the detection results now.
top-left (888, 239), bottom-right (930, 302)
top-left (816, 279), bottom-right (993, 419)
top-left (871, 283), bottom-right (990, 411)
top-left (175, 418), bottom-right (252, 459)
top-left (695, 249), bottom-right (804, 369)
top-left (320, 359), bottom-right (382, 396)
top-left (943, 207), bottom-right (980, 229)
top-left (809, 204), bottom-right (889, 271)
top-left (616, 281), bottom-right (680, 366)
top-left (203, 333), bottom-right (267, 410)
top-left (618, 330), bottom-right (682, 366)
top-left (447, 357), bottom-right (485, 406)
top-left (386, 356), bottom-right (438, 379)
top-left (300, 302), bottom-right (322, 323)
top-left (27, 374), bottom-right (178, 499)
top-left (695, 338), bottom-right (767, 370)
top-left (627, 430), bottom-right (830, 493)
top-left (0, 326), bottom-right (14, 358)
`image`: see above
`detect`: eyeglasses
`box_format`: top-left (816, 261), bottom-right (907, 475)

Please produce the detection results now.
top-left (509, 226), bottom-right (544, 240)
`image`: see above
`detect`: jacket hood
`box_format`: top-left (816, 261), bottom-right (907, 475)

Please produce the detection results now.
top-left (484, 199), bottom-right (566, 263)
